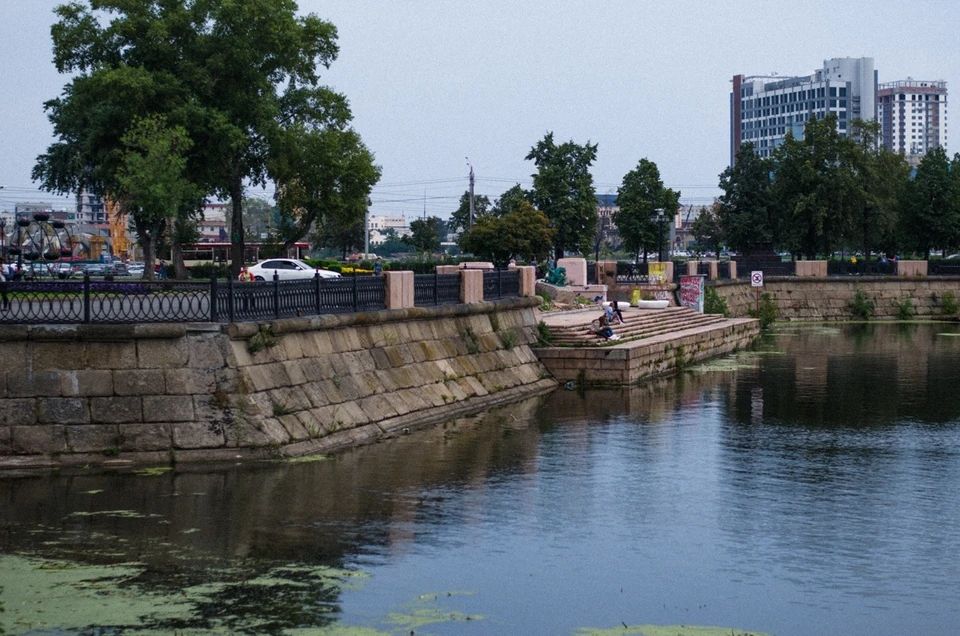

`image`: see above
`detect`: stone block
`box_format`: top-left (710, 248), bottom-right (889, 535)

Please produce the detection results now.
top-left (193, 394), bottom-right (232, 424)
top-left (338, 400), bottom-right (370, 427)
top-left (164, 368), bottom-right (217, 395)
top-left (90, 396), bottom-right (142, 424)
top-left (370, 347), bottom-right (392, 370)
top-left (295, 410), bottom-right (323, 438)
top-left (38, 398), bottom-right (89, 425)
top-left (317, 379), bottom-right (346, 405)
top-left (281, 360), bottom-right (308, 386)
top-left (518, 266), bottom-right (537, 297)
top-left (357, 394), bottom-right (399, 422)
top-left (67, 424), bottom-right (120, 453)
top-left (119, 423), bottom-right (172, 452)
top-left (557, 258), bottom-right (587, 285)
top-left (83, 341), bottom-right (138, 370)
top-left (143, 395), bottom-right (195, 422)
top-left (8, 371), bottom-right (61, 398)
top-left (12, 425), bottom-right (66, 454)
top-left (137, 339), bottom-right (189, 369)
top-left (385, 270), bottom-right (415, 309)
top-left (114, 369), bottom-right (166, 396)
top-left (59, 370), bottom-right (114, 397)
top-left (383, 346), bottom-right (407, 367)
top-left (328, 353), bottom-right (352, 377)
top-left (0, 426), bottom-right (10, 454)
top-left (374, 370), bottom-right (401, 392)
top-left (31, 342), bottom-right (88, 371)
top-left (187, 336), bottom-right (227, 368)
top-left (278, 414), bottom-right (310, 440)
top-left (462, 269), bottom-right (484, 303)
top-left (0, 399), bottom-right (38, 426)
top-left (172, 421), bottom-right (226, 449)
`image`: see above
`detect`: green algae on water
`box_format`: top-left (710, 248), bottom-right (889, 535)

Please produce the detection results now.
top-left (133, 466), bottom-right (173, 476)
top-left (574, 625), bottom-right (771, 636)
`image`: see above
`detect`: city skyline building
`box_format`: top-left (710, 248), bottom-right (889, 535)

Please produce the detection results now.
top-left (877, 79), bottom-right (948, 166)
top-left (730, 57), bottom-right (877, 164)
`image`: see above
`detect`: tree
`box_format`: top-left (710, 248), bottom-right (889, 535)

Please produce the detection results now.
top-left (270, 124), bottom-right (380, 253)
top-left (614, 158), bottom-right (680, 263)
top-left (772, 115), bottom-right (857, 259)
top-left (448, 191), bottom-right (491, 236)
top-left (716, 142), bottom-right (775, 255)
top-left (237, 198), bottom-right (277, 242)
top-left (690, 204), bottom-right (723, 256)
top-left (491, 184), bottom-right (530, 217)
top-left (35, 0), bottom-right (358, 277)
top-left (459, 202), bottom-right (555, 266)
top-left (116, 115), bottom-right (200, 280)
top-left (900, 146), bottom-right (960, 258)
top-left (403, 217), bottom-right (442, 257)
top-left (526, 133), bottom-right (599, 259)
top-left (374, 228), bottom-right (409, 256)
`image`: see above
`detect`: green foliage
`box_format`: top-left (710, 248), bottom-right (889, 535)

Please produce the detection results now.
top-left (849, 285), bottom-right (874, 320)
top-left (248, 326), bottom-right (279, 354)
top-left (500, 329), bottom-right (519, 351)
top-left (537, 291), bottom-right (553, 311)
top-left (526, 132), bottom-right (599, 258)
top-left (272, 402), bottom-right (292, 417)
top-left (748, 292), bottom-right (778, 329)
top-left (703, 286), bottom-right (729, 317)
top-left (536, 320), bottom-right (554, 346)
top-left (690, 205), bottom-right (723, 256)
top-left (614, 158), bottom-right (680, 260)
top-left (459, 202), bottom-right (555, 266)
top-left (893, 295), bottom-right (914, 320)
top-left (900, 147), bottom-right (960, 259)
top-left (188, 262), bottom-right (230, 279)
top-left (717, 142), bottom-right (775, 254)
top-left (491, 184), bottom-right (531, 217)
top-left (461, 326), bottom-right (480, 355)
top-left (403, 216), bottom-right (443, 257)
top-left (939, 290), bottom-right (959, 316)
top-left (489, 312), bottom-right (500, 333)
top-left (448, 190), bottom-right (491, 235)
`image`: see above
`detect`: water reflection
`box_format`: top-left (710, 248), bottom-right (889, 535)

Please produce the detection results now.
top-left (2, 323), bottom-right (960, 635)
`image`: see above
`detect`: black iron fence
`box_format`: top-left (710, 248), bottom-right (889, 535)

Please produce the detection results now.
top-left (735, 260), bottom-right (797, 278)
top-left (826, 260), bottom-right (898, 276)
top-left (616, 262), bottom-right (649, 284)
top-left (215, 275), bottom-right (387, 322)
top-left (482, 269), bottom-right (521, 300)
top-left (718, 261), bottom-right (733, 280)
top-left (414, 273), bottom-right (461, 306)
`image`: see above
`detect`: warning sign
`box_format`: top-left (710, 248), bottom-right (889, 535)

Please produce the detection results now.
top-left (751, 271), bottom-right (764, 287)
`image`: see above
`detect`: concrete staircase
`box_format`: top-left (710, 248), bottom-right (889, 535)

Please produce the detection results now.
top-left (545, 306), bottom-right (729, 347)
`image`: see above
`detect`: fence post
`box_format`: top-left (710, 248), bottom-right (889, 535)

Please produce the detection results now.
top-left (210, 274), bottom-right (219, 322)
top-left (315, 272), bottom-right (322, 315)
top-left (227, 277), bottom-right (235, 323)
top-left (498, 268), bottom-right (503, 299)
top-left (273, 271), bottom-right (280, 319)
top-left (352, 273), bottom-right (359, 311)
top-left (82, 272), bottom-right (91, 323)
top-left (433, 272), bottom-right (439, 305)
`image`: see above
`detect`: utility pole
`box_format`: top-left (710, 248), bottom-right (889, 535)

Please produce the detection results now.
top-left (466, 158), bottom-right (475, 229)
top-left (364, 209), bottom-right (369, 258)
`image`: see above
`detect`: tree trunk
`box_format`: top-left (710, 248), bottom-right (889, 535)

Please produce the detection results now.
top-left (229, 161), bottom-right (245, 278)
top-left (134, 218), bottom-right (157, 281)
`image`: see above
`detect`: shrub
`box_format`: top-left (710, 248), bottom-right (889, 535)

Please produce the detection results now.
top-left (536, 320), bottom-right (554, 346)
top-left (939, 290), bottom-right (959, 316)
top-left (893, 295), bottom-right (914, 320)
top-left (849, 285), bottom-right (874, 320)
top-left (189, 262), bottom-right (230, 279)
top-left (500, 329), bottom-right (519, 350)
top-left (703, 286), bottom-right (729, 317)
top-left (748, 292), bottom-right (778, 329)
top-left (537, 291), bottom-right (552, 311)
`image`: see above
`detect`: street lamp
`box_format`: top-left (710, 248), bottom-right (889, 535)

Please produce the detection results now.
top-left (656, 208), bottom-right (665, 262)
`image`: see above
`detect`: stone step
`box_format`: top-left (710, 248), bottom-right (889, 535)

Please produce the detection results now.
top-left (546, 307), bottom-right (728, 346)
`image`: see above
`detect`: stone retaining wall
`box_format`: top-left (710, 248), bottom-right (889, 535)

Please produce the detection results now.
top-left (0, 298), bottom-right (555, 470)
top-left (712, 278), bottom-right (960, 321)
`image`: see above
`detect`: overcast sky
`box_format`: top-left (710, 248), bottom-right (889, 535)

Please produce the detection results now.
top-left (2, 0), bottom-right (957, 220)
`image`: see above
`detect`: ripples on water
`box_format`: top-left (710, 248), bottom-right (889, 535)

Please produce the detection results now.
top-left (2, 323), bottom-right (960, 635)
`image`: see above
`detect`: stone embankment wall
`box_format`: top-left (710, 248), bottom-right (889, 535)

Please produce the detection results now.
top-left (713, 278), bottom-right (960, 321)
top-left (0, 298), bottom-right (555, 470)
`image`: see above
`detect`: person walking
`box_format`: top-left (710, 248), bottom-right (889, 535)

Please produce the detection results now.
top-left (0, 257), bottom-right (9, 312)
top-left (374, 257), bottom-right (383, 276)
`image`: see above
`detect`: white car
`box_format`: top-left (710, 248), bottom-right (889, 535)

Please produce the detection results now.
top-left (247, 258), bottom-right (341, 281)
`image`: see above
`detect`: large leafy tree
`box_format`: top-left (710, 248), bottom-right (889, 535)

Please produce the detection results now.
top-left (690, 204), bottom-right (723, 256)
top-left (526, 133), bottom-right (599, 259)
top-left (772, 115), bottom-right (857, 259)
top-left (716, 142), bottom-right (775, 255)
top-left (614, 158), bottom-right (680, 263)
top-left (403, 217), bottom-right (442, 257)
top-left (116, 115), bottom-right (201, 280)
top-left (34, 0), bottom-right (356, 277)
top-left (491, 184), bottom-right (530, 217)
top-left (900, 146), bottom-right (960, 258)
top-left (448, 191), bottom-right (491, 236)
top-left (459, 202), bottom-right (555, 266)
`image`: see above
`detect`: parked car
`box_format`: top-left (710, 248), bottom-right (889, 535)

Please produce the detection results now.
top-left (247, 258), bottom-right (341, 281)
top-left (127, 263), bottom-right (145, 277)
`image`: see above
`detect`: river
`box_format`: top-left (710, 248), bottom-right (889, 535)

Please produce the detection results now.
top-left (2, 322), bottom-right (960, 635)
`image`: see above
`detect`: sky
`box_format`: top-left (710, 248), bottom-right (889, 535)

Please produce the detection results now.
top-left (1, 0), bottom-right (958, 221)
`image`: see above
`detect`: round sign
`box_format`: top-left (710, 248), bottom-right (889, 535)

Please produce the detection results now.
top-left (751, 271), bottom-right (764, 287)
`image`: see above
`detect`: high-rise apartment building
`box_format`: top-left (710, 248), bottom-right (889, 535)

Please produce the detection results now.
top-left (877, 79), bottom-right (947, 166)
top-left (730, 57), bottom-right (877, 164)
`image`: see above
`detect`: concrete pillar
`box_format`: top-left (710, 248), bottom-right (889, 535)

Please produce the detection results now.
top-left (436, 265), bottom-right (460, 275)
top-left (461, 269), bottom-right (484, 303)
top-left (795, 261), bottom-right (827, 277)
top-left (897, 260), bottom-right (928, 277)
top-left (663, 261), bottom-right (674, 284)
top-left (708, 260), bottom-right (719, 280)
top-left (518, 266), bottom-right (536, 297)
top-left (727, 260), bottom-right (737, 279)
top-left (557, 257), bottom-right (587, 285)
top-left (686, 261), bottom-right (697, 276)
top-left (596, 261), bottom-right (615, 288)
top-left (384, 271), bottom-right (414, 309)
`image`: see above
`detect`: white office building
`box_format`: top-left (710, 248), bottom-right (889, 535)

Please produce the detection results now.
top-left (731, 57), bottom-right (877, 163)
top-left (877, 79), bottom-right (948, 166)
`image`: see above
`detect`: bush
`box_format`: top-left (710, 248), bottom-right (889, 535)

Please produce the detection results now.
top-left (849, 285), bottom-right (874, 320)
top-left (703, 286), bottom-right (729, 317)
top-left (536, 320), bottom-right (554, 346)
top-left (939, 290), bottom-right (959, 316)
top-left (748, 292), bottom-right (778, 329)
top-left (893, 295), bottom-right (914, 320)
top-left (189, 262), bottom-right (230, 279)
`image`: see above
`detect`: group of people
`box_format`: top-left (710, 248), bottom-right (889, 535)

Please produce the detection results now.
top-left (595, 301), bottom-right (625, 341)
